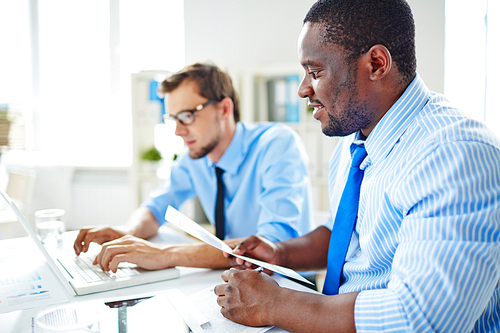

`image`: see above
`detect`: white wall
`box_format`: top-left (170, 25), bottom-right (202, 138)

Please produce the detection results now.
top-left (183, 0), bottom-right (446, 212)
top-left (408, 0), bottom-right (445, 93)
top-left (184, 0), bottom-right (445, 94)
top-left (1, 1), bottom-right (447, 233)
top-left (184, 0), bottom-right (314, 71)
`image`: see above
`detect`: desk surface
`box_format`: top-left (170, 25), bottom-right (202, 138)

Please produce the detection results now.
top-left (0, 225), bottom-right (314, 332)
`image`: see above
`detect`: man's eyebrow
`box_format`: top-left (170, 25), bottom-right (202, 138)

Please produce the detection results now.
top-left (301, 60), bottom-right (320, 67)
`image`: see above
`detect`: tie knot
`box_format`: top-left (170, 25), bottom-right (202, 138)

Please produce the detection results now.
top-left (215, 166), bottom-right (224, 179)
top-left (351, 145), bottom-right (367, 168)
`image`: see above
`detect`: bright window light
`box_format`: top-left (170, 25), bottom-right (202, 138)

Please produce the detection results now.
top-left (445, 0), bottom-right (499, 138)
top-left (1, 0), bottom-right (185, 167)
top-left (0, 0), bottom-right (31, 105)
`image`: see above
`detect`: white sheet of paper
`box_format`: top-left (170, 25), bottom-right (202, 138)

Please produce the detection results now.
top-left (164, 289), bottom-right (208, 333)
top-left (0, 244), bottom-right (70, 314)
top-left (188, 286), bottom-right (273, 333)
top-left (165, 206), bottom-right (313, 285)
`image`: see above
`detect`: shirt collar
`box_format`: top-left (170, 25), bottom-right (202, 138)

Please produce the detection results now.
top-left (363, 74), bottom-right (430, 166)
top-left (208, 122), bottom-right (245, 174)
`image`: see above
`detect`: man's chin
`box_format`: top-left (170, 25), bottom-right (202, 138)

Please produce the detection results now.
top-left (188, 151), bottom-right (202, 159)
top-left (188, 149), bottom-right (209, 160)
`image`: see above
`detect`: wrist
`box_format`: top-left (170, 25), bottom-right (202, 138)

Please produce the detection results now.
top-left (274, 241), bottom-right (287, 267)
top-left (266, 284), bottom-right (289, 327)
top-left (159, 245), bottom-right (177, 268)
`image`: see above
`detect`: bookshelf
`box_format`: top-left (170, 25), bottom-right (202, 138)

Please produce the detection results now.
top-left (130, 71), bottom-right (171, 208)
top-left (246, 66), bottom-right (338, 212)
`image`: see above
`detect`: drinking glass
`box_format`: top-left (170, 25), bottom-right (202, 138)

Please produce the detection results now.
top-left (35, 209), bottom-right (66, 248)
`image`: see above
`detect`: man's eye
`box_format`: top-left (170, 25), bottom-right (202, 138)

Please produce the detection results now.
top-left (309, 71), bottom-right (318, 79)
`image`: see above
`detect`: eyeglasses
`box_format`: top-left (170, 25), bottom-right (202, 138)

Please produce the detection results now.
top-left (163, 100), bottom-right (216, 125)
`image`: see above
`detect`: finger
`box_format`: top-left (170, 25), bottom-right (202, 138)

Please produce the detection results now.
top-left (220, 306), bottom-right (231, 320)
top-left (73, 229), bottom-right (90, 255)
top-left (81, 231), bottom-right (102, 253)
top-left (216, 293), bottom-right (226, 309)
top-left (220, 268), bottom-right (236, 282)
top-left (100, 244), bottom-right (132, 271)
top-left (94, 242), bottom-right (114, 270)
top-left (214, 283), bottom-right (226, 296)
top-left (232, 235), bottom-right (261, 255)
top-left (93, 246), bottom-right (106, 270)
top-left (237, 257), bottom-right (254, 267)
top-left (228, 256), bottom-right (252, 268)
top-left (108, 254), bottom-right (131, 273)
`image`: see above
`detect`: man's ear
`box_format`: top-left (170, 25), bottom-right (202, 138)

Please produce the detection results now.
top-left (220, 97), bottom-right (234, 120)
top-left (367, 44), bottom-right (392, 81)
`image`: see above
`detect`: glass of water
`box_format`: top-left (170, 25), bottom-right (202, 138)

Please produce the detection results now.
top-left (35, 209), bottom-right (66, 248)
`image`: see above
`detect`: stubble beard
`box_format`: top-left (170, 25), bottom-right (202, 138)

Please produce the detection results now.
top-left (322, 68), bottom-right (373, 137)
top-left (188, 121), bottom-right (223, 159)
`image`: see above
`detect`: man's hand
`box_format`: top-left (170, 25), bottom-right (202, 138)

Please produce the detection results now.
top-left (215, 267), bottom-right (359, 332)
top-left (74, 227), bottom-right (126, 255)
top-left (223, 235), bottom-right (281, 270)
top-left (214, 268), bottom-right (281, 327)
top-left (93, 235), bottom-right (170, 272)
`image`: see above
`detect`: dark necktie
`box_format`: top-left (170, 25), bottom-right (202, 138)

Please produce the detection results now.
top-left (215, 166), bottom-right (225, 240)
top-left (323, 144), bottom-right (367, 295)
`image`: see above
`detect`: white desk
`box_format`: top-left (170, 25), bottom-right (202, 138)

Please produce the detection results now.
top-left (0, 225), bottom-right (314, 332)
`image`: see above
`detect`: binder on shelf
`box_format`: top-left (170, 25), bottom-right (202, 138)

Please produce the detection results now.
top-left (267, 76), bottom-right (287, 122)
top-left (149, 79), bottom-right (165, 124)
top-left (285, 74), bottom-right (300, 123)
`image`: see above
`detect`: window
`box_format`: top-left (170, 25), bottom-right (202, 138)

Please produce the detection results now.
top-left (0, 0), bottom-right (184, 166)
top-left (0, 1), bottom-right (31, 106)
top-left (445, 0), bottom-right (500, 137)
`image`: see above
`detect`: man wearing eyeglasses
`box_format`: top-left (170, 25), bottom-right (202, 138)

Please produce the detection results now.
top-left (73, 62), bottom-right (314, 272)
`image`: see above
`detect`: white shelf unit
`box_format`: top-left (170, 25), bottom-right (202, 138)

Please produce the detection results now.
top-left (130, 71), bottom-right (171, 208)
top-left (247, 66), bottom-right (338, 212)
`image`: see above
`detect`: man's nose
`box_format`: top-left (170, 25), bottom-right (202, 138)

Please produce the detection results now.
top-left (174, 120), bottom-right (188, 136)
top-left (298, 76), bottom-right (313, 99)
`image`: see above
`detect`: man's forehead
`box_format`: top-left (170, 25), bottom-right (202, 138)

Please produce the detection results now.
top-left (166, 80), bottom-right (206, 114)
top-left (299, 23), bottom-right (326, 56)
top-left (299, 22), bottom-right (345, 66)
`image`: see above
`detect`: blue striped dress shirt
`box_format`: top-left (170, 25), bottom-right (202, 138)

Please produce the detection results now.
top-left (326, 75), bottom-right (500, 332)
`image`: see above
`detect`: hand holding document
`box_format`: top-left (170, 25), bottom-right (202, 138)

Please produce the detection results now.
top-left (165, 206), bottom-right (313, 286)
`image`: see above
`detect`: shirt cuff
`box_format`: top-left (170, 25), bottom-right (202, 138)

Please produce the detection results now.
top-left (354, 289), bottom-right (411, 332)
top-left (141, 202), bottom-right (165, 226)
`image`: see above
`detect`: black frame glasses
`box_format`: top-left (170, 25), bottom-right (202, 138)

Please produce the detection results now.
top-left (164, 100), bottom-right (216, 125)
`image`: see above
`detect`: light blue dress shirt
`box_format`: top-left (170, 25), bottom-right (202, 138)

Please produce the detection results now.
top-left (143, 121), bottom-right (313, 242)
top-left (326, 75), bottom-right (500, 332)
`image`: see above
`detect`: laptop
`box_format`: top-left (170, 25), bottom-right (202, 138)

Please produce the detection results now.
top-left (0, 190), bottom-right (179, 296)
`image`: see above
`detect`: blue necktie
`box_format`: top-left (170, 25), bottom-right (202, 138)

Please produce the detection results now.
top-left (323, 144), bottom-right (367, 295)
top-left (215, 166), bottom-right (225, 240)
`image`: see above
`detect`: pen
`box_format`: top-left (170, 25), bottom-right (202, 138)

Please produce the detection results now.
top-left (255, 266), bottom-right (264, 272)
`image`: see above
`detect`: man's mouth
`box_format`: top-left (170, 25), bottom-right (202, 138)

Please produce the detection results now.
top-left (309, 103), bottom-right (325, 120)
top-left (184, 139), bottom-right (196, 147)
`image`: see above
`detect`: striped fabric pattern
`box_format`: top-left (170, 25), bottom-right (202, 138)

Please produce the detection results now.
top-left (326, 75), bottom-right (500, 332)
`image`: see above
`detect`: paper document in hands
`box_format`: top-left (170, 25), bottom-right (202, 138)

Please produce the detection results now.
top-left (165, 206), bottom-right (313, 285)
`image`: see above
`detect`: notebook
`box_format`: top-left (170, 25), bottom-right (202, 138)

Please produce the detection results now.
top-left (0, 190), bottom-right (179, 296)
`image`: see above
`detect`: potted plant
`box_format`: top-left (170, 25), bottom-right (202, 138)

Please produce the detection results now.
top-left (141, 146), bottom-right (162, 174)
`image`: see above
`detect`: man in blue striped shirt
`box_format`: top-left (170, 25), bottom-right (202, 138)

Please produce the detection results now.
top-left (216, 0), bottom-right (500, 332)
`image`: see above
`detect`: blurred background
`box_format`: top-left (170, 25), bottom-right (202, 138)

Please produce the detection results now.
top-left (0, 0), bottom-right (498, 238)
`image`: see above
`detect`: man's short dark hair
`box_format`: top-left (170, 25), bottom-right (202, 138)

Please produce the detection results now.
top-left (160, 62), bottom-right (240, 122)
top-left (304, 0), bottom-right (416, 84)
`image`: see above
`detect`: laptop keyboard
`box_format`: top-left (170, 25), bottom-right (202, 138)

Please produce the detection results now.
top-left (58, 253), bottom-right (141, 283)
